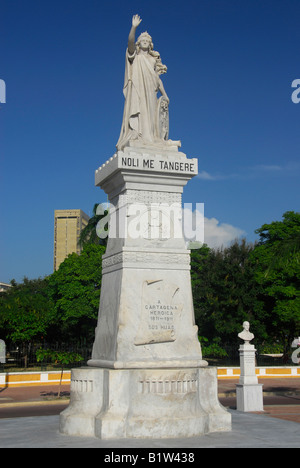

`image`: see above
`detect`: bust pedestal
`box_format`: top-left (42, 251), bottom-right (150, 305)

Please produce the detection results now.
top-left (59, 145), bottom-right (231, 438)
top-left (236, 343), bottom-right (263, 412)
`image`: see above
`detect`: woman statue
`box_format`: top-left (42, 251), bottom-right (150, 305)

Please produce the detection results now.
top-left (116, 15), bottom-right (178, 151)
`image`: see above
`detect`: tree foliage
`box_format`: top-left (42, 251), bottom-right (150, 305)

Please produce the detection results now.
top-left (0, 277), bottom-right (55, 343)
top-left (191, 239), bottom-right (262, 346)
top-left (0, 244), bottom-right (105, 361)
top-left (47, 243), bottom-right (105, 343)
top-left (191, 211), bottom-right (300, 354)
top-left (0, 277), bottom-right (56, 367)
top-left (251, 211), bottom-right (300, 354)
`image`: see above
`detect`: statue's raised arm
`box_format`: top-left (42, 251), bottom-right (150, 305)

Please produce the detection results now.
top-left (116, 15), bottom-right (180, 151)
top-left (128, 14), bottom-right (142, 56)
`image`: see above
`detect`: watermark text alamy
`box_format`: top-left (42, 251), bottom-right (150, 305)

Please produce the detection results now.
top-left (95, 202), bottom-right (204, 246)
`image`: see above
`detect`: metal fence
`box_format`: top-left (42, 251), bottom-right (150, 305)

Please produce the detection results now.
top-left (203, 344), bottom-right (292, 368)
top-left (2, 342), bottom-right (92, 372)
top-left (0, 342), bottom-right (295, 372)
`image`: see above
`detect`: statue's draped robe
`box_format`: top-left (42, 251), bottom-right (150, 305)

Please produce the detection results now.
top-left (117, 49), bottom-right (160, 150)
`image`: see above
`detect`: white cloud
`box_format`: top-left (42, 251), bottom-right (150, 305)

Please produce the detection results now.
top-left (197, 170), bottom-right (238, 181)
top-left (183, 206), bottom-right (246, 249)
top-left (197, 170), bottom-right (219, 180)
top-left (252, 164), bottom-right (282, 172)
top-left (196, 161), bottom-right (300, 182)
top-left (204, 217), bottom-right (246, 249)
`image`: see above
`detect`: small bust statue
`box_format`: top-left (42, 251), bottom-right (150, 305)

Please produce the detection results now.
top-left (238, 321), bottom-right (254, 344)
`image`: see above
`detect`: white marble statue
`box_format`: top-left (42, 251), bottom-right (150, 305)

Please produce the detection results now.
top-left (238, 321), bottom-right (254, 344)
top-left (117, 14), bottom-right (178, 151)
top-left (236, 321), bottom-right (263, 411)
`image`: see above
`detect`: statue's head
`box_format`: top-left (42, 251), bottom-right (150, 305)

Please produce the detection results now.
top-left (136, 31), bottom-right (153, 52)
top-left (243, 321), bottom-right (250, 331)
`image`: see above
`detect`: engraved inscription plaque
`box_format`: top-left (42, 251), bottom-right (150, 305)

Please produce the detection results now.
top-left (134, 279), bottom-right (183, 346)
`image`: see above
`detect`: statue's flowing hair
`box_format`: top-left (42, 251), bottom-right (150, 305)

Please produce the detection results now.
top-left (136, 31), bottom-right (167, 75)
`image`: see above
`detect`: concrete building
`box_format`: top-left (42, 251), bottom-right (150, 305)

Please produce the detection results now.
top-left (54, 209), bottom-right (90, 271)
top-left (0, 282), bottom-right (12, 293)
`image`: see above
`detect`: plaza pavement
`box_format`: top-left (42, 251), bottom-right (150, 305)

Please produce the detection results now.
top-left (0, 409), bottom-right (299, 448)
top-left (0, 378), bottom-right (299, 448)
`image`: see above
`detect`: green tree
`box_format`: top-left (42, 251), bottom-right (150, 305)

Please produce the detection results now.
top-left (251, 211), bottom-right (300, 356)
top-left (36, 349), bottom-right (83, 397)
top-left (0, 277), bottom-right (55, 367)
top-left (191, 240), bottom-right (261, 348)
top-left (260, 212), bottom-right (300, 275)
top-left (47, 243), bottom-right (105, 343)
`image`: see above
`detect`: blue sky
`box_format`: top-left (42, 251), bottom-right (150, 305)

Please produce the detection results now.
top-left (1, 0), bottom-right (299, 283)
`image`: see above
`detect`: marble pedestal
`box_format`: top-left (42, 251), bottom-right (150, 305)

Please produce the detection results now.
top-left (59, 145), bottom-right (231, 438)
top-left (59, 366), bottom-right (231, 439)
top-left (236, 384), bottom-right (264, 413)
top-left (236, 344), bottom-right (263, 412)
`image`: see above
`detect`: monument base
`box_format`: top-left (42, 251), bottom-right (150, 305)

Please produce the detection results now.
top-left (236, 384), bottom-right (264, 412)
top-left (59, 366), bottom-right (231, 439)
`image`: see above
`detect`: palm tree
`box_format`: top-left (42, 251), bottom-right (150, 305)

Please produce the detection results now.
top-left (78, 203), bottom-right (109, 248)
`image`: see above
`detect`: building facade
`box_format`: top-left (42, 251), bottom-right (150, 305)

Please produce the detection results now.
top-left (0, 282), bottom-right (12, 293)
top-left (54, 209), bottom-right (90, 271)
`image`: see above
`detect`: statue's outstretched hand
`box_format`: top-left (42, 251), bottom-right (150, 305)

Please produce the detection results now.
top-left (132, 14), bottom-right (142, 29)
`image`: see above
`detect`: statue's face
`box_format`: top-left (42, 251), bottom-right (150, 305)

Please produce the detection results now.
top-left (243, 322), bottom-right (250, 331)
top-left (139, 36), bottom-right (151, 51)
